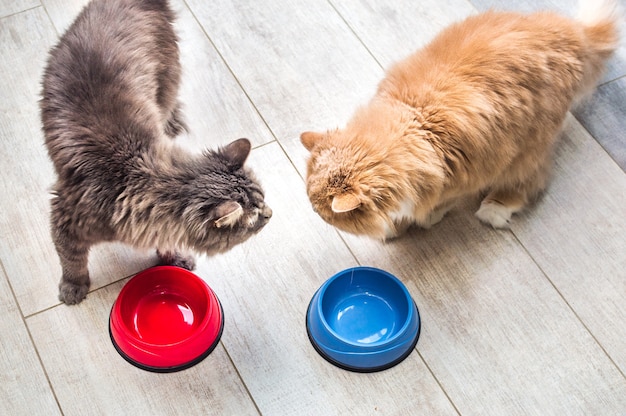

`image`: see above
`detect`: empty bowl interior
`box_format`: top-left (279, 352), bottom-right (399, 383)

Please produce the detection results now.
top-left (118, 270), bottom-right (209, 345)
top-left (320, 270), bottom-right (409, 345)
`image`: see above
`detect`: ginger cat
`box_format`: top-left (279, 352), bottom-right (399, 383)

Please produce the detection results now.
top-left (301, 0), bottom-right (618, 239)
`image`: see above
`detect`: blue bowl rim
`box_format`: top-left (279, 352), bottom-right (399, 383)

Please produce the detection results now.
top-left (306, 266), bottom-right (421, 372)
top-left (315, 266), bottom-right (416, 347)
top-left (306, 298), bottom-right (420, 373)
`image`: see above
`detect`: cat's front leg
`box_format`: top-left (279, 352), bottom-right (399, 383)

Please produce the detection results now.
top-left (51, 200), bottom-right (92, 304)
top-left (54, 239), bottom-right (91, 305)
top-left (382, 221), bottom-right (410, 240)
top-left (422, 206), bottom-right (449, 229)
top-left (417, 202), bottom-right (454, 229)
top-left (59, 277), bottom-right (90, 305)
top-left (156, 249), bottom-right (196, 270)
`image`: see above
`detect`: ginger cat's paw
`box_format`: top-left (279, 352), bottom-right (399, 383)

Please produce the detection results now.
top-left (475, 200), bottom-right (513, 229)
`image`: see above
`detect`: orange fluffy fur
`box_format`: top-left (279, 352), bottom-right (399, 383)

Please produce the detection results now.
top-left (301, 2), bottom-right (619, 239)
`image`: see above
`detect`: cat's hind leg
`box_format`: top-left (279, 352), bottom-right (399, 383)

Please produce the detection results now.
top-left (156, 249), bottom-right (196, 270)
top-left (475, 190), bottom-right (526, 228)
top-left (155, 59), bottom-right (187, 138)
top-left (476, 168), bottom-right (549, 228)
top-left (163, 102), bottom-right (188, 138)
top-left (477, 149), bottom-right (552, 228)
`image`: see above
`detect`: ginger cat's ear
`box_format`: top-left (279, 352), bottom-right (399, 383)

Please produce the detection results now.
top-left (331, 193), bottom-right (361, 213)
top-left (214, 201), bottom-right (244, 228)
top-left (300, 131), bottom-right (324, 151)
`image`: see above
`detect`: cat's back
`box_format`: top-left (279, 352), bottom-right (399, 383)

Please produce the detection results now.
top-left (40, 0), bottom-right (178, 176)
top-left (381, 11), bottom-right (586, 104)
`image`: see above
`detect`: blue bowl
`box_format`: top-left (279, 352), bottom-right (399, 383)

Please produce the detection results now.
top-left (306, 267), bottom-right (420, 372)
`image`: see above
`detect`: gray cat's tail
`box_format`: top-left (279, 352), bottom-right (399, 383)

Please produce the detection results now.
top-left (575, 0), bottom-right (620, 98)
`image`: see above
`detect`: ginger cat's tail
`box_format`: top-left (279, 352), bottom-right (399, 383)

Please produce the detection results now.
top-left (576, 0), bottom-right (620, 98)
top-left (578, 0), bottom-right (620, 27)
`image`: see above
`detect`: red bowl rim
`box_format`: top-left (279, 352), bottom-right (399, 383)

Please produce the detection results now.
top-left (109, 266), bottom-right (224, 372)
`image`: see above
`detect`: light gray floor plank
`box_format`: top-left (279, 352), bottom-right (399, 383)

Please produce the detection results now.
top-left (0, 269), bottom-right (60, 416)
top-left (194, 142), bottom-right (459, 415)
top-left (512, 114), bottom-right (626, 374)
top-left (573, 78), bottom-right (626, 171)
top-left (27, 278), bottom-right (260, 416)
top-left (0, 0), bottom-right (38, 19)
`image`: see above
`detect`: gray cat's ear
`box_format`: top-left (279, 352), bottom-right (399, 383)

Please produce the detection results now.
top-left (222, 138), bottom-right (251, 168)
top-left (300, 131), bottom-right (324, 151)
top-left (332, 193), bottom-right (361, 213)
top-left (214, 201), bottom-right (244, 228)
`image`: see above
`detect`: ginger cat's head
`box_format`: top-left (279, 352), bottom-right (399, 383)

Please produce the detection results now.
top-left (300, 103), bottom-right (445, 239)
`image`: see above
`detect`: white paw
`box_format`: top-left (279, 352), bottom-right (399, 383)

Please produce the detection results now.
top-left (382, 220), bottom-right (408, 240)
top-left (475, 201), bottom-right (513, 229)
top-left (423, 208), bottom-right (447, 229)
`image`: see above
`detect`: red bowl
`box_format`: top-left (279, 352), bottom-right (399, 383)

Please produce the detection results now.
top-left (109, 266), bottom-right (224, 372)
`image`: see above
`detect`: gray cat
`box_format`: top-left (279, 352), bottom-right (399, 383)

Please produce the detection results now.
top-left (40, 0), bottom-right (272, 305)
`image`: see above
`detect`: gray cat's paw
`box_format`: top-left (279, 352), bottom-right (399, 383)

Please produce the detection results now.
top-left (475, 200), bottom-right (512, 228)
top-left (59, 281), bottom-right (89, 305)
top-left (157, 250), bottom-right (196, 270)
top-left (171, 254), bottom-right (196, 270)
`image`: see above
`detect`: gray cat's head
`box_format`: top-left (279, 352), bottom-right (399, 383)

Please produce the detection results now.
top-left (115, 138), bottom-right (271, 254)
top-left (186, 138), bottom-right (272, 254)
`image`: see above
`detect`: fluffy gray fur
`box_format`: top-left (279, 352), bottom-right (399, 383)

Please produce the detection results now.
top-left (40, 0), bottom-right (272, 305)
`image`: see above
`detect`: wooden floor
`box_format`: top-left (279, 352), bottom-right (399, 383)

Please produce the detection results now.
top-left (1, 0), bottom-right (625, 414)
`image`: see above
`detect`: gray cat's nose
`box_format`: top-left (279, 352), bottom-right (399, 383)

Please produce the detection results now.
top-left (261, 206), bottom-right (272, 220)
